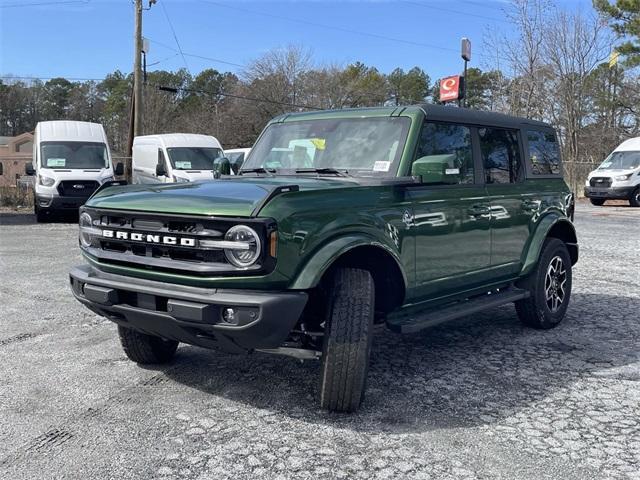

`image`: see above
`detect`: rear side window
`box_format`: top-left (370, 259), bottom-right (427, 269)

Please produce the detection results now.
top-left (416, 122), bottom-right (474, 184)
top-left (479, 128), bottom-right (522, 184)
top-left (527, 130), bottom-right (561, 175)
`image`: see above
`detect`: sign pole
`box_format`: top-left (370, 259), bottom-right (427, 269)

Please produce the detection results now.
top-left (461, 38), bottom-right (471, 108)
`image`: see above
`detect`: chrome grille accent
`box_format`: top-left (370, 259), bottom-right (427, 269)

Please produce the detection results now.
top-left (81, 209), bottom-right (274, 276)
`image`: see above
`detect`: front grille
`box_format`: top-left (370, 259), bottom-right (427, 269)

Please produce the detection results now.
top-left (58, 180), bottom-right (100, 197)
top-left (83, 209), bottom-right (275, 276)
top-left (590, 177), bottom-right (611, 188)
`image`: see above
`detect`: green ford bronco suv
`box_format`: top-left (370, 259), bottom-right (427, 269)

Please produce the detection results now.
top-left (70, 105), bottom-right (578, 412)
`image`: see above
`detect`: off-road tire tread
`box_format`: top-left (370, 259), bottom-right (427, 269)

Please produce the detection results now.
top-left (630, 187), bottom-right (640, 208)
top-left (590, 198), bottom-right (605, 206)
top-left (118, 325), bottom-right (178, 364)
top-left (320, 268), bottom-right (374, 413)
top-left (515, 238), bottom-right (572, 330)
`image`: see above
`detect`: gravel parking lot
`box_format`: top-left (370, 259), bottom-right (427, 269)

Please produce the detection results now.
top-left (0, 202), bottom-right (639, 480)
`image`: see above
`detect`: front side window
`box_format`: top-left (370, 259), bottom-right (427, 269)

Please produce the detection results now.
top-left (40, 142), bottom-right (109, 169)
top-left (415, 122), bottom-right (474, 184)
top-left (598, 151), bottom-right (640, 170)
top-left (166, 147), bottom-right (223, 170)
top-left (242, 117), bottom-right (411, 176)
top-left (527, 130), bottom-right (561, 175)
top-left (479, 128), bottom-right (522, 184)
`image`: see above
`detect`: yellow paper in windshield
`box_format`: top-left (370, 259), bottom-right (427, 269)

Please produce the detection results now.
top-left (311, 138), bottom-right (326, 150)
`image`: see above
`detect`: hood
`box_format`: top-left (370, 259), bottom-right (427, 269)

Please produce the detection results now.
top-left (589, 168), bottom-right (636, 177)
top-left (175, 170), bottom-right (218, 182)
top-left (40, 167), bottom-right (113, 182)
top-left (86, 176), bottom-right (355, 217)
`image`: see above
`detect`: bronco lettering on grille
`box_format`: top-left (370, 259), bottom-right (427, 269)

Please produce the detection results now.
top-left (102, 229), bottom-right (196, 247)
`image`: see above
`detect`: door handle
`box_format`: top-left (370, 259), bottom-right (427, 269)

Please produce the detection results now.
top-left (467, 205), bottom-right (490, 217)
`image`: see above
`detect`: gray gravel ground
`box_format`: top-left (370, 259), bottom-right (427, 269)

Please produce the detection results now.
top-left (0, 202), bottom-right (639, 480)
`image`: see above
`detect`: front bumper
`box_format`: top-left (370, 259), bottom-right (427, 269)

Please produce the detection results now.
top-left (69, 265), bottom-right (308, 353)
top-left (36, 194), bottom-right (88, 210)
top-left (584, 186), bottom-right (634, 199)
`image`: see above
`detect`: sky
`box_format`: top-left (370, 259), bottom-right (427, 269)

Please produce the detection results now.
top-left (0, 0), bottom-right (594, 84)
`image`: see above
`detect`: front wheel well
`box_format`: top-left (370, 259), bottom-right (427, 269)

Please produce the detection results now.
top-left (547, 221), bottom-right (578, 265)
top-left (323, 246), bottom-right (406, 314)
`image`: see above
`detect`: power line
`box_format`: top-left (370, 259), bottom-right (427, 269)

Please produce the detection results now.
top-left (201, 1), bottom-right (512, 64)
top-left (458, 0), bottom-right (506, 12)
top-left (0, 75), bottom-right (107, 81)
top-left (201, 0), bottom-right (461, 56)
top-left (154, 84), bottom-right (322, 110)
top-left (147, 53), bottom-right (180, 67)
top-left (399, 0), bottom-right (508, 24)
top-left (0, 0), bottom-right (88, 7)
top-left (159, 1), bottom-right (190, 74)
top-left (147, 38), bottom-right (246, 69)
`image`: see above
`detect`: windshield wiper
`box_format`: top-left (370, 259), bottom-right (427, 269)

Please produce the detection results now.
top-left (295, 168), bottom-right (350, 177)
top-left (240, 167), bottom-right (277, 176)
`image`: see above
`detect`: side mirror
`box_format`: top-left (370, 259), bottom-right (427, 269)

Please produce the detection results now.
top-left (217, 157), bottom-right (231, 175)
top-left (114, 162), bottom-right (124, 176)
top-left (156, 160), bottom-right (167, 177)
top-left (213, 157), bottom-right (231, 178)
top-left (25, 163), bottom-right (36, 176)
top-left (411, 154), bottom-right (459, 184)
top-left (0, 162), bottom-right (3, 175)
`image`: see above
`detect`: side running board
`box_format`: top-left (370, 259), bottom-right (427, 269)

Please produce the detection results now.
top-left (386, 287), bottom-right (530, 334)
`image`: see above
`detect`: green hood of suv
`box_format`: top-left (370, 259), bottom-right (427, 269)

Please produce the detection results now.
top-left (86, 177), bottom-right (354, 217)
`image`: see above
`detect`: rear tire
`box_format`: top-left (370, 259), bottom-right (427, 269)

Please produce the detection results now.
top-left (319, 268), bottom-right (374, 413)
top-left (590, 198), bottom-right (605, 206)
top-left (118, 325), bottom-right (178, 364)
top-left (629, 188), bottom-right (640, 208)
top-left (515, 238), bottom-right (572, 329)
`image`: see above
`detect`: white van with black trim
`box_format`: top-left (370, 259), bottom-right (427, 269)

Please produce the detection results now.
top-left (132, 134), bottom-right (226, 184)
top-left (585, 137), bottom-right (640, 207)
top-left (27, 121), bottom-right (122, 222)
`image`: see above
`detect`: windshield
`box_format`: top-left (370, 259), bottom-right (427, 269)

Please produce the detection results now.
top-left (40, 141), bottom-right (109, 169)
top-left (166, 147), bottom-right (223, 170)
top-left (598, 151), bottom-right (640, 170)
top-left (242, 117), bottom-right (411, 176)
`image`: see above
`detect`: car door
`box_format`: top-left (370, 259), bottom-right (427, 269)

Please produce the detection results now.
top-left (479, 127), bottom-right (535, 278)
top-left (408, 121), bottom-right (491, 300)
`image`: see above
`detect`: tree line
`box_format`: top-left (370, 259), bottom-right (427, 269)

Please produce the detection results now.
top-left (1, 0), bottom-right (638, 191)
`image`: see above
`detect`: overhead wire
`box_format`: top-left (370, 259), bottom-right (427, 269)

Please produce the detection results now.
top-left (153, 84), bottom-right (322, 110)
top-left (0, 0), bottom-right (89, 8)
top-left (147, 39), bottom-right (246, 69)
top-left (200, 0), bottom-right (512, 63)
top-left (398, 0), bottom-right (508, 24)
top-left (159, 0), bottom-right (191, 74)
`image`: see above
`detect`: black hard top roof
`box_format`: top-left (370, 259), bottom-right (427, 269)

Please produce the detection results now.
top-left (279, 104), bottom-right (553, 130)
top-left (417, 104), bottom-right (552, 129)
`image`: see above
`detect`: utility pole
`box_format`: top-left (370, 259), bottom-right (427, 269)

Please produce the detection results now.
top-left (126, 0), bottom-right (154, 180)
top-left (133, 0), bottom-right (144, 139)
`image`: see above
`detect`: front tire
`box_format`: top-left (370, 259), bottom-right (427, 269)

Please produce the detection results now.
top-left (35, 205), bottom-right (48, 223)
top-left (516, 238), bottom-right (572, 329)
top-left (118, 325), bottom-right (178, 364)
top-left (590, 198), bottom-right (605, 206)
top-left (630, 187), bottom-right (640, 208)
top-left (319, 268), bottom-right (374, 413)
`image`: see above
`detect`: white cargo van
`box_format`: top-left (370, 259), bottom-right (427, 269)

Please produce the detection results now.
top-left (224, 147), bottom-right (251, 173)
top-left (27, 120), bottom-right (122, 222)
top-left (585, 137), bottom-right (640, 207)
top-left (132, 134), bottom-right (225, 184)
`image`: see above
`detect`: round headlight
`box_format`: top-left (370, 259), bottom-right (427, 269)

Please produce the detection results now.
top-left (79, 212), bottom-right (94, 248)
top-left (224, 225), bottom-right (261, 268)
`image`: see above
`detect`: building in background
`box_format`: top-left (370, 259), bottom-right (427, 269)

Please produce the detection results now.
top-left (0, 133), bottom-right (33, 188)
